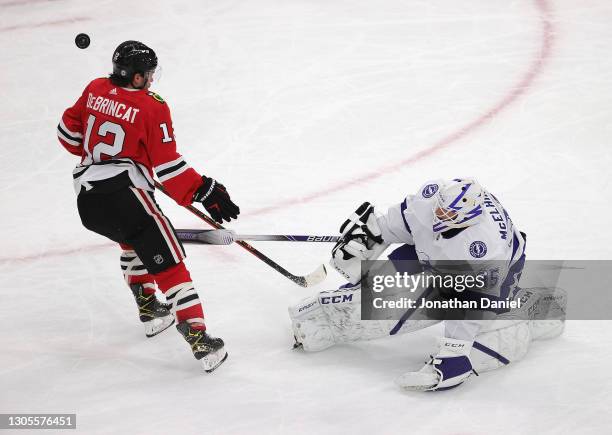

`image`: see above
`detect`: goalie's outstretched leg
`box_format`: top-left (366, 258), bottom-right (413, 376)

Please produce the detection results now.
top-left (396, 286), bottom-right (567, 392)
top-left (289, 283), bottom-right (438, 351)
top-left (396, 337), bottom-right (475, 391)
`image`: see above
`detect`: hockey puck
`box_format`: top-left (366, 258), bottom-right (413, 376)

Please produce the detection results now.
top-left (75, 33), bottom-right (90, 49)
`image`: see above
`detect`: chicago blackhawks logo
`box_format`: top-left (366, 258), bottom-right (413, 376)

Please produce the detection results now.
top-left (148, 92), bottom-right (165, 104)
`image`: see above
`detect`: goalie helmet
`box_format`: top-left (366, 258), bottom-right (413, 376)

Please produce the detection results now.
top-left (432, 178), bottom-right (484, 231)
top-left (111, 40), bottom-right (158, 85)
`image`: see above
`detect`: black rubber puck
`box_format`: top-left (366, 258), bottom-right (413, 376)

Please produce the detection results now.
top-left (75, 33), bottom-right (90, 49)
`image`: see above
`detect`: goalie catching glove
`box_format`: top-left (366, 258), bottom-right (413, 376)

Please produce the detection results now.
top-left (193, 176), bottom-right (240, 223)
top-left (330, 202), bottom-right (389, 284)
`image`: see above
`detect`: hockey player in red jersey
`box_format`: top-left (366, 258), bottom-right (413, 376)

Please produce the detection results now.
top-left (57, 40), bottom-right (239, 372)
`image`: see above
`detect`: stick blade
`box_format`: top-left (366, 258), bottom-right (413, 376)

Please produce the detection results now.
top-left (302, 264), bottom-right (327, 287)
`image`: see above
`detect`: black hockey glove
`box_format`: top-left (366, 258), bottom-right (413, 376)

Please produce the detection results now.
top-left (193, 176), bottom-right (240, 223)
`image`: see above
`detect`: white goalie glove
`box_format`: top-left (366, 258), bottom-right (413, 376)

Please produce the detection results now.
top-left (330, 202), bottom-right (389, 284)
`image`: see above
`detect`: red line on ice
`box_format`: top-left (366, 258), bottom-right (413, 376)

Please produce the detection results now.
top-left (245, 0), bottom-right (554, 217)
top-left (1, 0), bottom-right (553, 264)
top-left (0, 16), bottom-right (90, 33)
top-left (0, 0), bottom-right (61, 8)
top-left (1, 242), bottom-right (114, 264)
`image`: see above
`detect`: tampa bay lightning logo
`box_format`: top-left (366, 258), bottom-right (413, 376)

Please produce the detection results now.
top-left (422, 184), bottom-right (439, 198)
top-left (469, 241), bottom-right (487, 258)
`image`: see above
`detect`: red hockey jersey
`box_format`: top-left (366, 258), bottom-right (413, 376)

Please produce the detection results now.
top-left (57, 77), bottom-right (202, 205)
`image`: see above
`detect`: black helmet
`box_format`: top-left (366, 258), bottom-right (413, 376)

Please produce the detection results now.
top-left (110, 40), bottom-right (158, 85)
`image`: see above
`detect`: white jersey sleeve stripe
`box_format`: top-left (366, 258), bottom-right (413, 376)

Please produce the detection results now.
top-left (58, 132), bottom-right (81, 146)
top-left (154, 157), bottom-right (184, 173)
top-left (157, 163), bottom-right (190, 182)
top-left (59, 119), bottom-right (83, 139)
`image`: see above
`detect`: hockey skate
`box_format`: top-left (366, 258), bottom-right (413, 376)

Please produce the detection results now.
top-left (130, 284), bottom-right (175, 338)
top-left (176, 322), bottom-right (228, 373)
top-left (396, 337), bottom-right (475, 391)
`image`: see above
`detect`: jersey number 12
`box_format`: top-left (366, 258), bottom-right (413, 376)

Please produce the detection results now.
top-left (82, 114), bottom-right (125, 165)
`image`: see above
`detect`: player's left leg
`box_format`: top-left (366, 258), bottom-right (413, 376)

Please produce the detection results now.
top-left (119, 243), bottom-right (174, 337)
top-left (125, 188), bottom-right (228, 372)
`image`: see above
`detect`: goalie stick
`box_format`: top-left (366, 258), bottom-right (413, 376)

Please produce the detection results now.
top-left (154, 181), bottom-right (327, 287)
top-left (176, 229), bottom-right (340, 245)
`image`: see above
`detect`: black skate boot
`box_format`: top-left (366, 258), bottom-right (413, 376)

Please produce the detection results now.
top-left (176, 322), bottom-right (228, 373)
top-left (130, 283), bottom-right (175, 338)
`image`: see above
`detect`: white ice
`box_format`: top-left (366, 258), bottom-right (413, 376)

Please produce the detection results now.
top-left (1, 0), bottom-right (611, 433)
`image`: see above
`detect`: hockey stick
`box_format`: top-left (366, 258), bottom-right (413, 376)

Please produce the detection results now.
top-left (154, 181), bottom-right (327, 287)
top-left (176, 228), bottom-right (340, 245)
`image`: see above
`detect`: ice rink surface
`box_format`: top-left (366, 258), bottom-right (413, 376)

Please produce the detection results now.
top-left (1, 0), bottom-right (611, 433)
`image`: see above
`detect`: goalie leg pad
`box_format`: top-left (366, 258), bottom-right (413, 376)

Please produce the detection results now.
top-left (289, 284), bottom-right (438, 351)
top-left (520, 287), bottom-right (567, 340)
top-left (289, 295), bottom-right (336, 352)
top-left (470, 286), bottom-right (567, 373)
top-left (470, 320), bottom-right (531, 373)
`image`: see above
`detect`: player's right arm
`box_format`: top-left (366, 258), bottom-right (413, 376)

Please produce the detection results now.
top-left (146, 99), bottom-right (203, 205)
top-left (147, 95), bottom-right (239, 223)
top-left (57, 86), bottom-right (87, 157)
top-left (376, 196), bottom-right (416, 245)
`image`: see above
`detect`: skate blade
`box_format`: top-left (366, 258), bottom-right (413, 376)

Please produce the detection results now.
top-left (396, 380), bottom-right (435, 392)
top-left (144, 316), bottom-right (175, 338)
top-left (397, 384), bottom-right (435, 392)
top-left (395, 374), bottom-right (437, 392)
top-left (201, 348), bottom-right (228, 373)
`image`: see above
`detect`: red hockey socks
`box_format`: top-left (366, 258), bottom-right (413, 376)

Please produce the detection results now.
top-left (120, 248), bottom-right (156, 295)
top-left (154, 262), bottom-right (205, 328)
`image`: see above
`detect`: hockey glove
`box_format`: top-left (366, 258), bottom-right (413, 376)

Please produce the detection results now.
top-left (332, 202), bottom-right (384, 260)
top-left (193, 176), bottom-right (240, 223)
top-left (330, 202), bottom-right (389, 284)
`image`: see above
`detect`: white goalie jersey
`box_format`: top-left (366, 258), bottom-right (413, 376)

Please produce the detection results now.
top-left (376, 180), bottom-right (527, 300)
top-left (289, 179), bottom-right (565, 390)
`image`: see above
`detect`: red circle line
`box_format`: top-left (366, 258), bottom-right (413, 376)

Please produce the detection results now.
top-left (1, 0), bottom-right (553, 264)
top-left (245, 0), bottom-right (554, 218)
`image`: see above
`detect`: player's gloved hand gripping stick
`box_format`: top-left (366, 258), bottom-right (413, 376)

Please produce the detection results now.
top-left (192, 176), bottom-right (240, 223)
